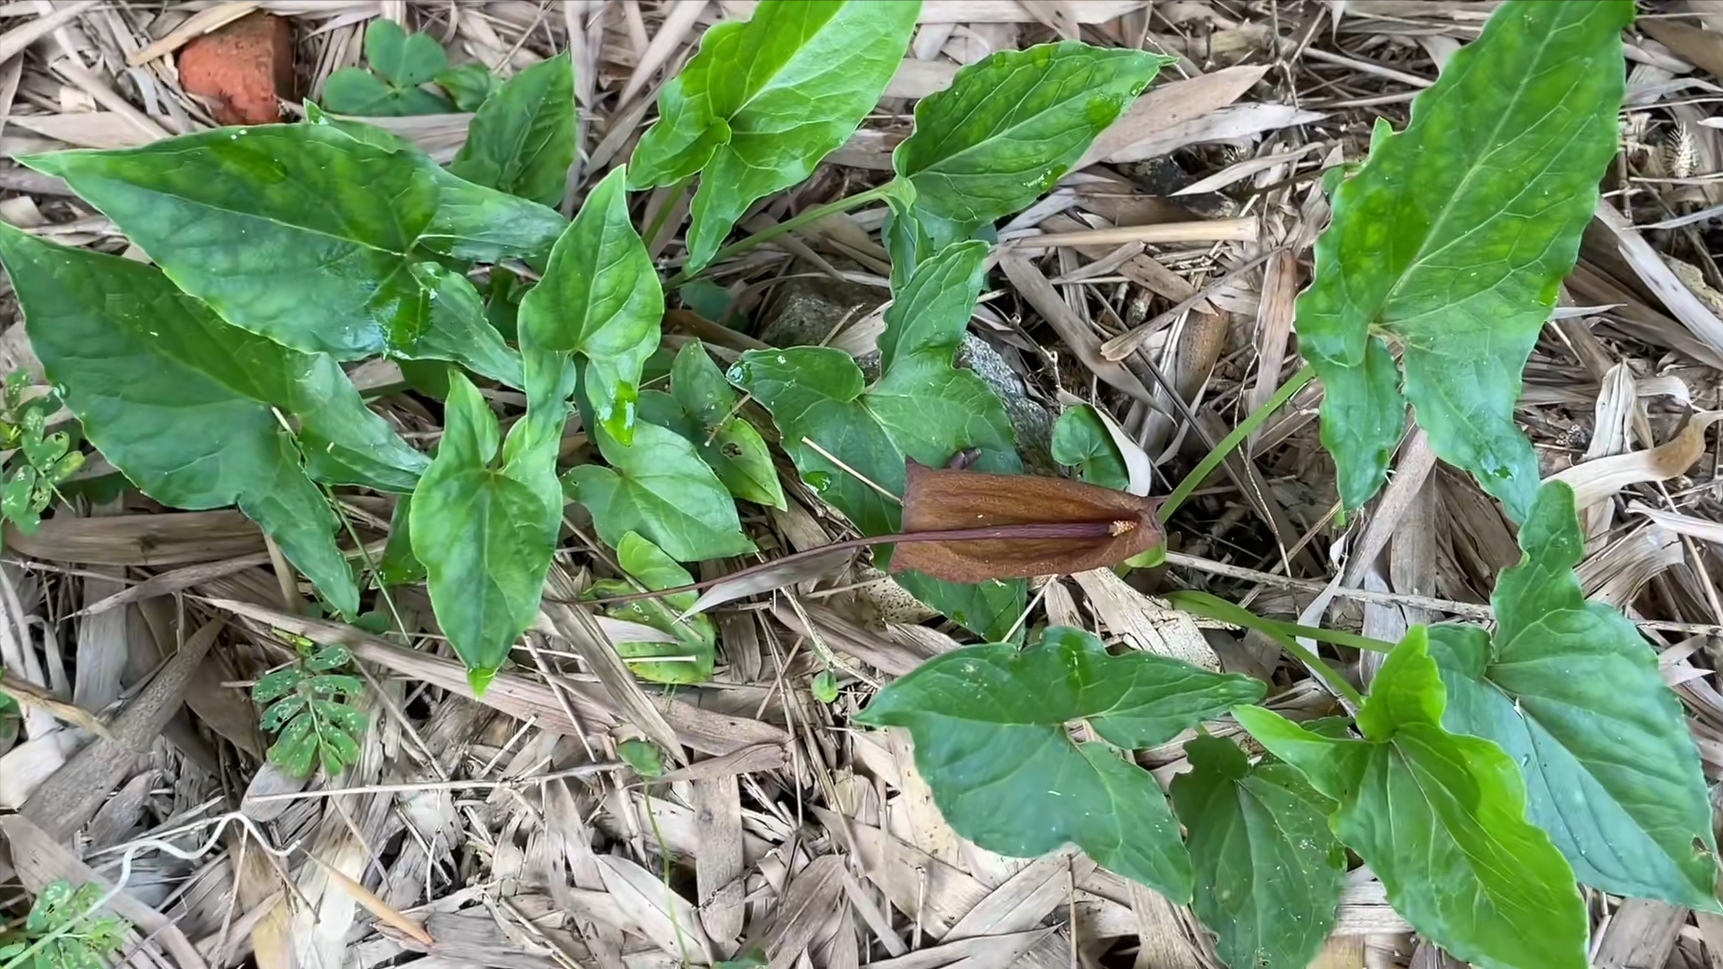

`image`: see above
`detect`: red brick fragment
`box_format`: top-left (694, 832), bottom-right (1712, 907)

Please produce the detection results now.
top-left (178, 12), bottom-right (294, 126)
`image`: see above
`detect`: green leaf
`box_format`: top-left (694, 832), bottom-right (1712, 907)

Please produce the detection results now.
top-left (1170, 735), bottom-right (1345, 969)
top-left (305, 644), bottom-right (353, 671)
top-left (436, 63), bottom-right (502, 111)
top-left (1299, 0), bottom-right (1632, 520)
top-left (258, 695), bottom-right (306, 732)
top-left (857, 626), bottom-right (1264, 898)
top-left (518, 167), bottom-right (661, 443)
top-left (378, 495), bottom-right (426, 586)
top-left (252, 667), bottom-right (306, 704)
top-left (1426, 481), bottom-right (1718, 908)
top-left (617, 738), bottom-right (667, 778)
top-left (730, 240), bottom-right (1025, 639)
top-left (892, 42), bottom-right (1168, 249)
top-left (322, 66), bottom-right (450, 117)
top-left (812, 668), bottom-right (839, 704)
top-left (1236, 631), bottom-right (1588, 969)
top-left (26, 125), bottom-right (519, 378)
top-left (405, 263), bottom-right (524, 387)
top-left (670, 343), bottom-right (785, 509)
top-left (564, 418), bottom-right (754, 562)
top-left (591, 531), bottom-right (717, 683)
top-left (364, 18), bottom-right (447, 87)
top-left (451, 53), bottom-right (575, 207)
top-left (1050, 404), bottom-right (1129, 490)
top-left (0, 225), bottom-right (432, 615)
top-left (300, 105), bottom-right (567, 265)
top-left (630, 0), bottom-right (920, 271)
top-left (410, 375), bottom-right (559, 685)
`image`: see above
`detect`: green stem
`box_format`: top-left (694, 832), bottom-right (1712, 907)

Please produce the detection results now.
top-left (1166, 589), bottom-right (1394, 653)
top-left (1159, 364), bottom-right (1316, 523)
top-left (642, 174), bottom-right (693, 251)
top-left (665, 180), bottom-right (901, 288)
top-left (1165, 589), bottom-right (1370, 708)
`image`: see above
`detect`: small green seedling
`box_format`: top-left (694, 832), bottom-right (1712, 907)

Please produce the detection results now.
top-left (252, 636), bottom-right (368, 778)
top-left (0, 881), bottom-right (129, 969)
top-left (0, 370), bottom-right (82, 538)
top-left (322, 19), bottom-right (492, 116)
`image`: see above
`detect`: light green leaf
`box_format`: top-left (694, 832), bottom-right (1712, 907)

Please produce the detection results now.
top-left (518, 166), bottom-right (661, 443)
top-left (857, 626), bottom-right (1265, 898)
top-left (364, 18), bottom-right (446, 87)
top-left (436, 63), bottom-right (501, 111)
top-left (670, 343), bottom-right (785, 509)
top-left (730, 240), bottom-right (1025, 639)
top-left (1427, 481), bottom-right (1718, 908)
top-left (631, 0), bottom-right (920, 271)
top-left (322, 65), bottom-right (450, 117)
top-left (1299, 0), bottom-right (1632, 520)
top-left (25, 125), bottom-right (520, 377)
top-left (588, 531), bottom-right (716, 684)
top-left (564, 419), bottom-right (754, 562)
top-left (410, 375), bottom-right (559, 687)
top-left (451, 53), bottom-right (575, 207)
top-left (1170, 735), bottom-right (1344, 969)
top-left (1050, 405), bottom-right (1128, 490)
top-left (300, 105), bottom-right (567, 265)
top-left (0, 224), bottom-right (436, 615)
top-left (617, 738), bottom-right (667, 778)
top-left (893, 42), bottom-right (1168, 250)
top-left (1236, 631), bottom-right (1588, 969)
top-left (378, 495), bottom-right (425, 587)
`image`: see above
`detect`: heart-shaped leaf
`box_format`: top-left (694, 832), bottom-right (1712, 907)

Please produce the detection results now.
top-left (858, 626), bottom-right (1264, 898)
top-left (731, 240), bottom-right (1026, 639)
top-left (26, 125), bottom-right (520, 383)
top-left (451, 53), bottom-right (575, 207)
top-left (364, 18), bottom-right (447, 87)
top-left (518, 167), bottom-right (661, 443)
top-left (1237, 632), bottom-right (1588, 969)
top-left (1428, 481), bottom-right (1719, 909)
top-left (0, 225), bottom-right (429, 615)
top-left (1171, 735), bottom-right (1345, 969)
top-left (630, 0), bottom-right (919, 271)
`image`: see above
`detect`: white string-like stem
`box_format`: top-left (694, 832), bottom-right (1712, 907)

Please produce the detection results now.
top-left (0, 812), bottom-right (299, 969)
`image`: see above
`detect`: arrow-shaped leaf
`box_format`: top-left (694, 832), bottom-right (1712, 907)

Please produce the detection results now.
top-left (1428, 481), bottom-right (1719, 909)
top-left (858, 626), bottom-right (1264, 898)
top-left (1299, 0), bottom-right (1632, 520)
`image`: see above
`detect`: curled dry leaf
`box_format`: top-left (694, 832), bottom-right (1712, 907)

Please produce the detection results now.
top-left (889, 459), bottom-right (1163, 584)
top-left (1547, 411), bottom-right (1722, 509)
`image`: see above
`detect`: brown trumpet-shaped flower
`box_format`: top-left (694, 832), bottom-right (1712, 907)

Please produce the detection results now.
top-left (888, 458), bottom-right (1163, 583)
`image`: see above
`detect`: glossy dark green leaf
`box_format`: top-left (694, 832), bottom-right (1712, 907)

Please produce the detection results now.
top-left (436, 63), bottom-right (502, 111)
top-left (451, 53), bottom-right (575, 207)
top-left (364, 18), bottom-right (446, 86)
top-left (322, 66), bottom-right (451, 116)
top-left (1426, 481), bottom-right (1718, 908)
top-left (378, 494), bottom-right (426, 586)
top-left (858, 626), bottom-right (1264, 897)
top-left (1050, 404), bottom-right (1129, 490)
top-left (0, 225), bottom-right (434, 615)
top-left (25, 126), bottom-right (527, 383)
top-left (563, 418), bottom-right (753, 562)
top-left (892, 42), bottom-right (1168, 249)
top-left (730, 240), bottom-right (1025, 639)
top-left (630, 0), bottom-right (919, 271)
top-left (410, 375), bottom-right (560, 691)
top-left (587, 531), bottom-right (716, 683)
top-left (1236, 631), bottom-right (1588, 969)
top-left (302, 104), bottom-right (567, 265)
top-left (1300, 0), bottom-right (1632, 520)
top-left (518, 167), bottom-right (661, 443)
top-left (669, 343), bottom-right (785, 509)
top-left (1170, 735), bottom-right (1344, 969)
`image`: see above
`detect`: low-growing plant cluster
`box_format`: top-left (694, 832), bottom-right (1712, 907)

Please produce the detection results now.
top-left (0, 1), bottom-right (1705, 967)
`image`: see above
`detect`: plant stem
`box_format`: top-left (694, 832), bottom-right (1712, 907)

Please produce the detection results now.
top-left (582, 519), bottom-right (1128, 606)
top-left (1164, 589), bottom-right (1371, 708)
top-left (664, 180), bottom-right (901, 288)
top-left (642, 174), bottom-right (693, 251)
top-left (1158, 364), bottom-right (1317, 523)
top-left (1164, 589), bottom-right (1394, 653)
